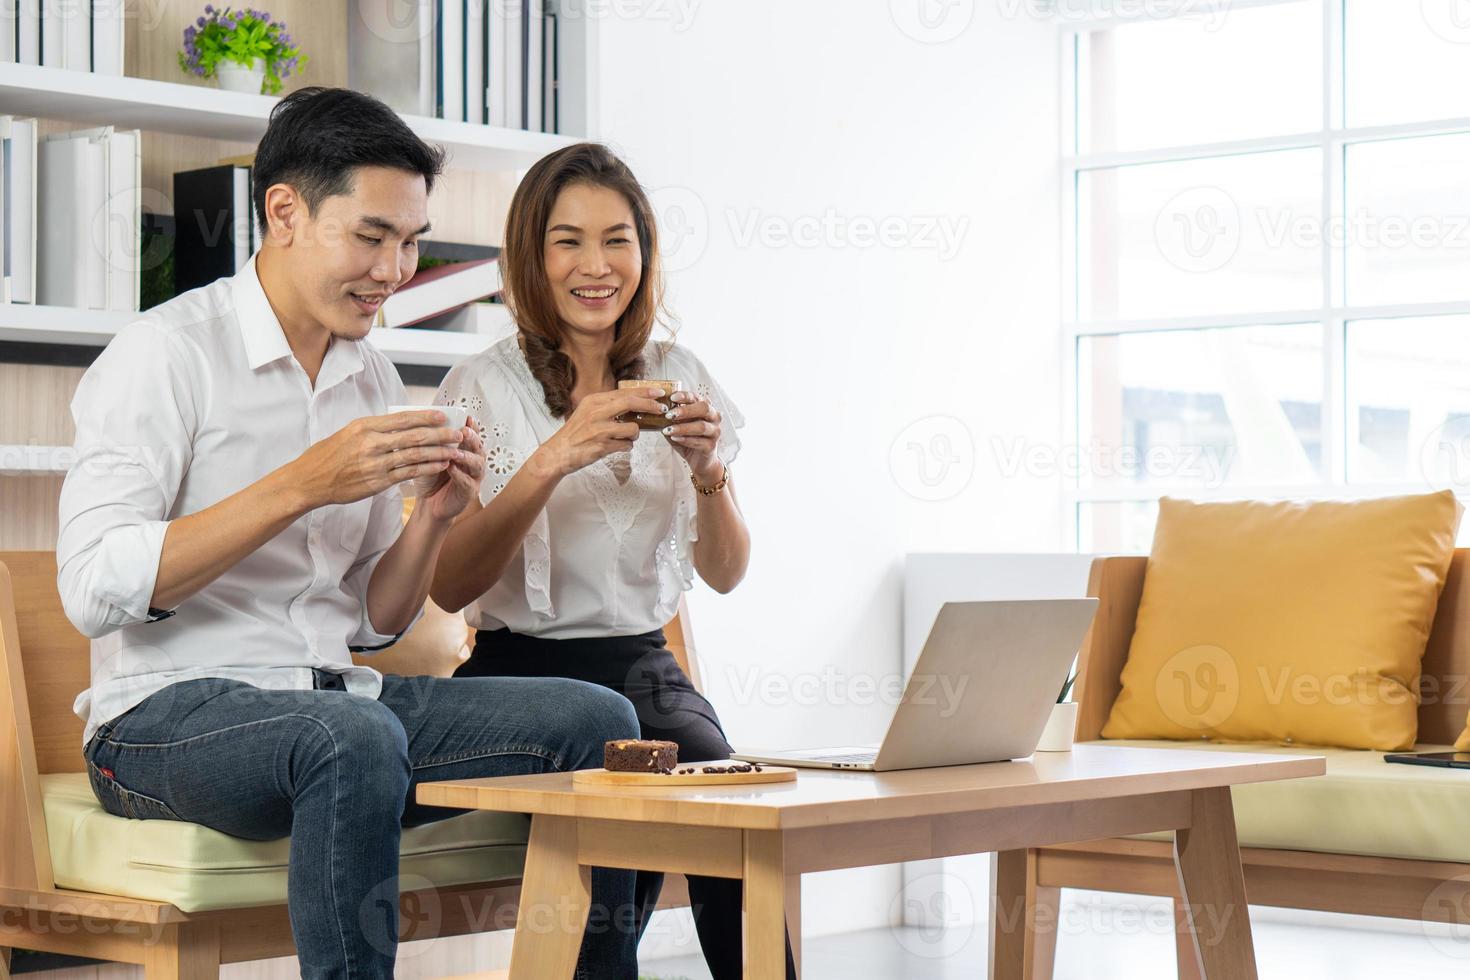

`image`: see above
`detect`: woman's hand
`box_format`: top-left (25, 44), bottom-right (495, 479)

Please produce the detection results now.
top-left (419, 417), bottom-right (486, 523)
top-left (530, 387), bottom-right (668, 479)
top-left (662, 390), bottom-right (725, 484)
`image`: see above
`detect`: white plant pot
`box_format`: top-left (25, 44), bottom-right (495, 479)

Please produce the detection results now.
top-left (216, 62), bottom-right (266, 94)
top-left (1036, 701), bottom-right (1078, 752)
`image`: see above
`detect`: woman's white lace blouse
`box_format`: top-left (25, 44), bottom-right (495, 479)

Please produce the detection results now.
top-left (434, 335), bottom-right (744, 639)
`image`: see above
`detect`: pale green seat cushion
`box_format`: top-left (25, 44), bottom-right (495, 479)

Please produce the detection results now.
top-left (42, 773), bottom-right (530, 912)
top-left (1096, 739), bottom-right (1469, 863)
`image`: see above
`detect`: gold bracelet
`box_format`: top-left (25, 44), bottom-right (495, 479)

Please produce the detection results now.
top-left (690, 465), bottom-right (729, 496)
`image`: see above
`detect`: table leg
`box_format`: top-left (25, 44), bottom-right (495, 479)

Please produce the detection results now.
top-left (1174, 899), bottom-right (1205, 980)
top-left (989, 848), bottom-right (1058, 980)
top-left (509, 815), bottom-right (589, 980)
top-left (1173, 788), bottom-right (1257, 980)
top-left (785, 873), bottom-right (803, 977)
top-left (743, 830), bottom-right (788, 980)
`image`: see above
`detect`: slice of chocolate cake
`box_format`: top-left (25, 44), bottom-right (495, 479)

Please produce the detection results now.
top-left (603, 738), bottom-right (679, 773)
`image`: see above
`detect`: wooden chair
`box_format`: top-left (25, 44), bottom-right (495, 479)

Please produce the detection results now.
top-left (0, 550), bottom-right (710, 978)
top-left (997, 552), bottom-right (1470, 980)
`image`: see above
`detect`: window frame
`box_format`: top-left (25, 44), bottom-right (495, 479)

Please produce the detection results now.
top-left (1061, 0), bottom-right (1470, 549)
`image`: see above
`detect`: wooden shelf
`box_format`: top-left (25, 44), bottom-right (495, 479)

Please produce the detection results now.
top-left (0, 303), bottom-right (495, 368)
top-left (0, 63), bottom-right (577, 171)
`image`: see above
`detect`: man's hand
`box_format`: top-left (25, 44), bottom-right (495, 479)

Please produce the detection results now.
top-left (290, 410), bottom-right (465, 508)
top-left (419, 416), bottom-right (486, 522)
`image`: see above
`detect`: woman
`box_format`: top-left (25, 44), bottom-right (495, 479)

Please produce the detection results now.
top-left (430, 143), bottom-right (796, 979)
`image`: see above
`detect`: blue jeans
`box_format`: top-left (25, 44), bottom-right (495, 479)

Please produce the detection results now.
top-left (83, 672), bottom-right (642, 979)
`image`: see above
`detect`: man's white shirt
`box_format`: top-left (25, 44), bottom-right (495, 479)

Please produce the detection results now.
top-left (57, 255), bottom-right (420, 744)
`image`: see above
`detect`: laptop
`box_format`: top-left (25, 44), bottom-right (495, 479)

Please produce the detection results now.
top-left (732, 598), bottom-right (1098, 772)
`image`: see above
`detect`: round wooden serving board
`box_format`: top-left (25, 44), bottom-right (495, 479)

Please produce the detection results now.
top-left (573, 763), bottom-right (798, 787)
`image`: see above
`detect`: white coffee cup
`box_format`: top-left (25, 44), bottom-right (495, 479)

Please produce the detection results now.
top-left (386, 404), bottom-right (471, 496)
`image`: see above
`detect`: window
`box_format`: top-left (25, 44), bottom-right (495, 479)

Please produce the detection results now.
top-left (1066, 0), bottom-right (1470, 551)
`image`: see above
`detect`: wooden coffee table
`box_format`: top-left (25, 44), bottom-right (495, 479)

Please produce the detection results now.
top-left (417, 745), bottom-right (1323, 979)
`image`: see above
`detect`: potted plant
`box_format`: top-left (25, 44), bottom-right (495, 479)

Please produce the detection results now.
top-left (178, 5), bottom-right (307, 95)
top-left (1036, 665), bottom-right (1079, 752)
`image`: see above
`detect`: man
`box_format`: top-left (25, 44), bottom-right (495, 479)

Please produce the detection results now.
top-left (57, 87), bottom-right (645, 979)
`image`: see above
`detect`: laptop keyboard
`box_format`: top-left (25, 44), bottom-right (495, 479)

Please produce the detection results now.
top-left (807, 751), bottom-right (877, 764)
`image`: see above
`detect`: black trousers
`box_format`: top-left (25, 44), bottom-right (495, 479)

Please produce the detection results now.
top-left (460, 627), bottom-right (798, 980)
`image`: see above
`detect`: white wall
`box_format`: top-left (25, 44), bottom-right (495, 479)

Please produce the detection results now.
top-left (588, 0), bottom-right (1065, 950)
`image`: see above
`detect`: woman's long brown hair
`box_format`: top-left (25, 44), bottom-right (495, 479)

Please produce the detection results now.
top-left (500, 142), bottom-right (668, 418)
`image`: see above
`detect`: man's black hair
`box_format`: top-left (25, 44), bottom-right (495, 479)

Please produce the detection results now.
top-left (251, 86), bottom-right (446, 232)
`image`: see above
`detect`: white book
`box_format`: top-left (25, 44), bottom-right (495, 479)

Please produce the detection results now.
top-left (54, 126), bottom-right (110, 308)
top-left (379, 258), bottom-right (501, 327)
top-left (504, 0), bottom-right (523, 129)
top-left (416, 0), bottom-right (435, 116)
top-left (40, 0), bottom-right (63, 67)
top-left (62, 0), bottom-right (87, 70)
top-left (543, 4), bottom-right (556, 132)
top-left (8, 117), bottom-right (36, 303)
top-left (526, 0), bottom-right (543, 133)
top-left (232, 166), bottom-right (249, 272)
top-left (487, 0), bottom-right (506, 127)
top-left (92, 0), bottom-right (123, 74)
top-left (79, 130), bottom-right (107, 309)
top-left (37, 133), bottom-right (86, 306)
top-left (466, 0), bottom-right (484, 124)
top-left (0, 118), bottom-right (9, 303)
top-left (440, 0), bottom-right (464, 121)
top-left (0, 1), bottom-right (17, 62)
top-left (17, 0), bottom-right (39, 65)
top-left (104, 128), bottom-right (139, 311)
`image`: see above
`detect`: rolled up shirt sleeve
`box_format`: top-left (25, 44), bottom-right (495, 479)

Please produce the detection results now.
top-left (56, 323), bottom-right (198, 639)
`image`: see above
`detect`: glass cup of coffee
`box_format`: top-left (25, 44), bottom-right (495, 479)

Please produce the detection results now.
top-left (617, 379), bottom-right (682, 430)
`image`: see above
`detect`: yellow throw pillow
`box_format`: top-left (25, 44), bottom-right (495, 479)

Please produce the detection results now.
top-left (1102, 492), bottom-right (1462, 751)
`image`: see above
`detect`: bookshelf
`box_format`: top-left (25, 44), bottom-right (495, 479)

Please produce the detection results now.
top-left (0, 301), bottom-right (499, 366)
top-left (0, 0), bottom-right (592, 512)
top-left (0, 63), bottom-right (579, 171)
